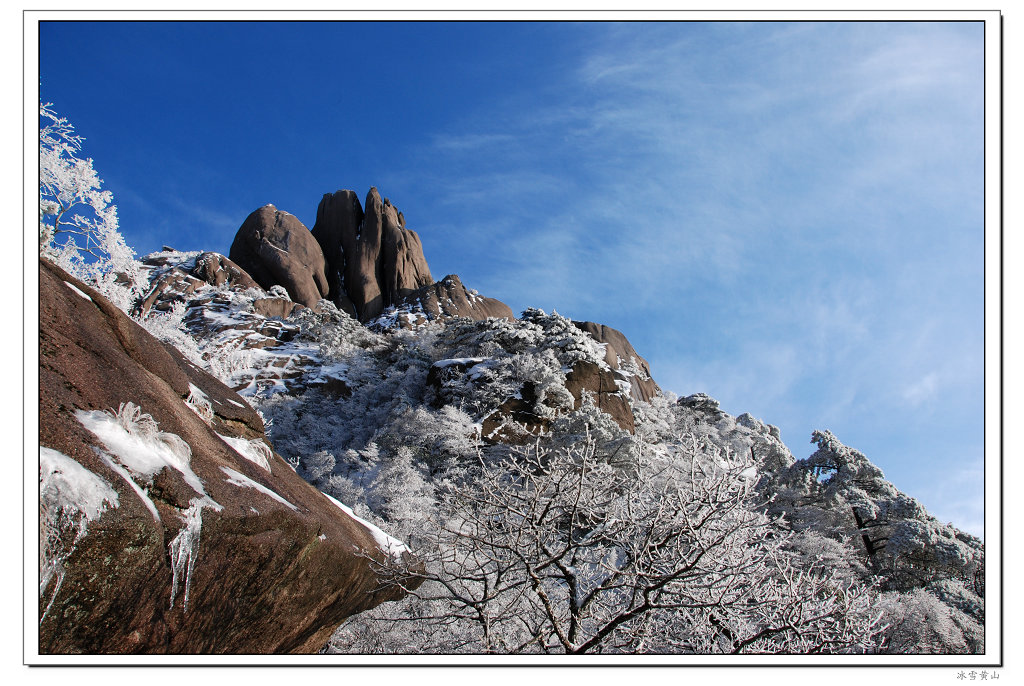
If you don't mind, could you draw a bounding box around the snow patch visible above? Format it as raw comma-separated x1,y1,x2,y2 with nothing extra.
221,466,297,511
96,450,160,521
432,357,489,369
63,281,92,302
322,492,409,559
216,432,273,471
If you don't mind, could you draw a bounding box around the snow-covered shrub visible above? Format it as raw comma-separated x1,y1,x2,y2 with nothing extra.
366,446,437,542
927,578,984,624
139,302,205,366
293,300,385,361
301,450,336,483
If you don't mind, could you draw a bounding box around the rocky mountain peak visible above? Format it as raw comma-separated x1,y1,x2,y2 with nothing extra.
228,186,516,325
311,188,433,321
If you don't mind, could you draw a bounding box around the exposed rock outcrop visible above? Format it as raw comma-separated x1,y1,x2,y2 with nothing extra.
481,383,552,444
572,320,660,403
312,188,433,321
192,252,260,291
386,274,514,326
251,297,304,320
678,392,725,420
564,360,636,434
229,205,329,309
475,359,636,441
38,258,418,654
138,250,261,317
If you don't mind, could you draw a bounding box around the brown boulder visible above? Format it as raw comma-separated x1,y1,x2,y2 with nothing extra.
38,258,419,654
229,205,329,309
192,252,260,290
310,189,362,317
251,297,304,320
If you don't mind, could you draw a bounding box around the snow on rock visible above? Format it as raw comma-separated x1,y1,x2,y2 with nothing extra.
185,383,215,424
75,403,207,496
168,496,223,612
63,281,92,302
432,357,489,369
216,432,273,471
95,450,161,521
39,447,119,612
39,447,119,526
221,466,298,511
322,492,409,559
40,258,424,653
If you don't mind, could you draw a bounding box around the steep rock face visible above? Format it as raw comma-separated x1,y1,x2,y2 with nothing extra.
38,259,418,654
312,188,433,321
229,205,329,309
572,321,660,403
310,189,362,317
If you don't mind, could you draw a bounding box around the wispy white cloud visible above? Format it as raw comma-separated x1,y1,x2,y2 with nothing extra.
403,23,984,532
902,372,941,407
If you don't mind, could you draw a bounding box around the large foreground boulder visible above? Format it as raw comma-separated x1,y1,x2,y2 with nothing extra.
229,205,329,308
38,258,419,654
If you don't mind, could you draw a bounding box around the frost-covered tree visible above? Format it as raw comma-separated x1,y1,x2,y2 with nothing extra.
756,429,985,653
39,103,144,313
873,587,983,654
331,432,880,654
773,430,983,592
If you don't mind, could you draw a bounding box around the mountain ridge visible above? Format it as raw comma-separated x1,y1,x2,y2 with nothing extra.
37,185,985,655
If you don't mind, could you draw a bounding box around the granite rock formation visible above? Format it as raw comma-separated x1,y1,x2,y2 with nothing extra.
312,188,433,321
229,205,329,309
394,274,515,324
138,250,260,316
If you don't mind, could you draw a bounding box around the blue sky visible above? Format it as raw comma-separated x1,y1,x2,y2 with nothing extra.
38,20,986,536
